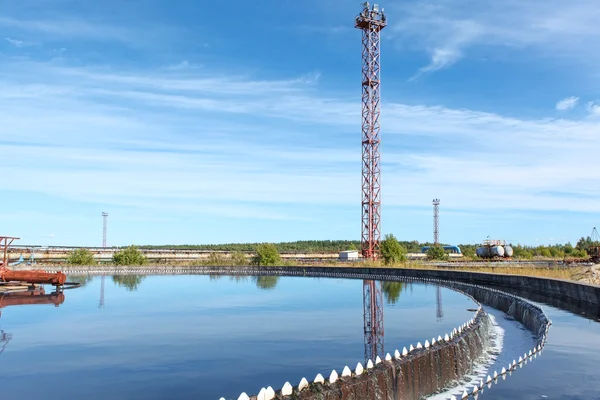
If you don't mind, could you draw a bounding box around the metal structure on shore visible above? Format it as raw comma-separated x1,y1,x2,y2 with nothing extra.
356,2,386,363
0,236,67,286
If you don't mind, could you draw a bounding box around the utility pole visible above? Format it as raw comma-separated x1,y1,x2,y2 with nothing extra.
100,212,108,309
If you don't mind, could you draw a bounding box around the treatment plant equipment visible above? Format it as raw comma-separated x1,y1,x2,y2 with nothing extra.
476,239,514,259
356,1,386,364
0,236,67,286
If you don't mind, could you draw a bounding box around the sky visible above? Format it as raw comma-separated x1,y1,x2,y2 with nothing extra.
1,0,599,247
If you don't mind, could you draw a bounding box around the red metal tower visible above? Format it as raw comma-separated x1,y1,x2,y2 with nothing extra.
356,2,386,363
356,2,386,260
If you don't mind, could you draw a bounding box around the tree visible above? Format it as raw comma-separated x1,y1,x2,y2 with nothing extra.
67,248,96,265
252,243,281,266
254,276,279,290
427,245,448,261
379,234,407,265
382,281,406,304
67,274,94,287
112,275,146,291
113,245,147,266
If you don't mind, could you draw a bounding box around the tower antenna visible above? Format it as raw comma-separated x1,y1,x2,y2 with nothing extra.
356,2,386,364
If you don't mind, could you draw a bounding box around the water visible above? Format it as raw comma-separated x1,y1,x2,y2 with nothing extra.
469,303,600,400
0,275,477,400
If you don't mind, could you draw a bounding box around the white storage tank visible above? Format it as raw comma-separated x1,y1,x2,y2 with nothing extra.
504,245,514,258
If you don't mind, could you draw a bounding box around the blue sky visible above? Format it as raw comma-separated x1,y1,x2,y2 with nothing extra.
1,0,599,247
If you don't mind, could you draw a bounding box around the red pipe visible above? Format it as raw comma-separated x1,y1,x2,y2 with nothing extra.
0,269,67,286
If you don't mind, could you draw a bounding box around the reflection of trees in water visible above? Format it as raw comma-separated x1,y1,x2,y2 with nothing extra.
229,276,249,283
254,276,279,290
67,275,94,287
382,281,408,304
112,275,146,292
209,274,223,281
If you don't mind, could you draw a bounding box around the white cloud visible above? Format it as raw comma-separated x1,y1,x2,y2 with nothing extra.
391,0,600,77
586,101,600,116
5,37,31,47
2,59,600,223
556,96,579,111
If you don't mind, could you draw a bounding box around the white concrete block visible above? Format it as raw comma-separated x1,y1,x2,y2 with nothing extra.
375,356,382,364
314,374,325,384
425,340,430,348
493,371,498,379
256,388,266,400
501,367,506,375
402,347,408,356
298,378,309,392
342,366,352,377
416,342,423,349
438,335,443,342
265,387,275,400
409,344,415,352
486,375,492,383
394,349,401,359
385,353,392,361
329,370,338,384
462,390,469,399
281,382,293,396
237,393,250,400
355,362,364,376
431,338,436,345
367,359,374,369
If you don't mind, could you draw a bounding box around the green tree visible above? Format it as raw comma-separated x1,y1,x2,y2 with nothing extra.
427,245,448,261
206,252,226,266
382,281,406,304
379,234,407,265
112,245,147,266
348,243,358,251
67,248,96,265
254,276,279,290
252,243,281,266
112,275,146,291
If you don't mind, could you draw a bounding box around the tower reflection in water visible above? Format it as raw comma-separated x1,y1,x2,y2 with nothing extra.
0,287,66,356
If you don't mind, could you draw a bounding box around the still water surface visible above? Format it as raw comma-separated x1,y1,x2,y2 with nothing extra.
0,275,476,400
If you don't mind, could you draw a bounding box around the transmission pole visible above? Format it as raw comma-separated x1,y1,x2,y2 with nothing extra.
356,2,386,364
433,199,440,245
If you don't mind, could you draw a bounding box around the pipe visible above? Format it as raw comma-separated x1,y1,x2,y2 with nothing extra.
0,269,67,286
0,292,65,308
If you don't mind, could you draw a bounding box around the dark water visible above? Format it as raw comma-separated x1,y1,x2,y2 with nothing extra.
473,303,600,400
0,275,477,400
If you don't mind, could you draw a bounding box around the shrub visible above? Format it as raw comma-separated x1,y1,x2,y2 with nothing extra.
380,234,407,265
113,245,147,266
252,243,281,266
231,251,248,266
67,248,96,265
426,245,448,261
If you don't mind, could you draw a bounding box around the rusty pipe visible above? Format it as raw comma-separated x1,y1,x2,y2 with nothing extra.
0,270,67,286
0,292,65,308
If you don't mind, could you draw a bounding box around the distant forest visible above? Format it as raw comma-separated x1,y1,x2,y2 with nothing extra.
140,237,596,258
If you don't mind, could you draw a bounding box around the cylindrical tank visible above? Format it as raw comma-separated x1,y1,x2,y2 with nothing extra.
476,247,488,258
490,245,505,257
504,245,514,258
476,246,505,258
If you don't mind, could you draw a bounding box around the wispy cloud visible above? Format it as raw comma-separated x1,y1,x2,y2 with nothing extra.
5,37,33,47
556,96,579,111
392,0,600,77
3,58,600,221
586,101,600,116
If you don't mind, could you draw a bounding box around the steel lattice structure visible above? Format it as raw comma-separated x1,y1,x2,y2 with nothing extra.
356,2,386,260
356,2,386,364
433,199,440,245
363,279,384,362
102,212,108,248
